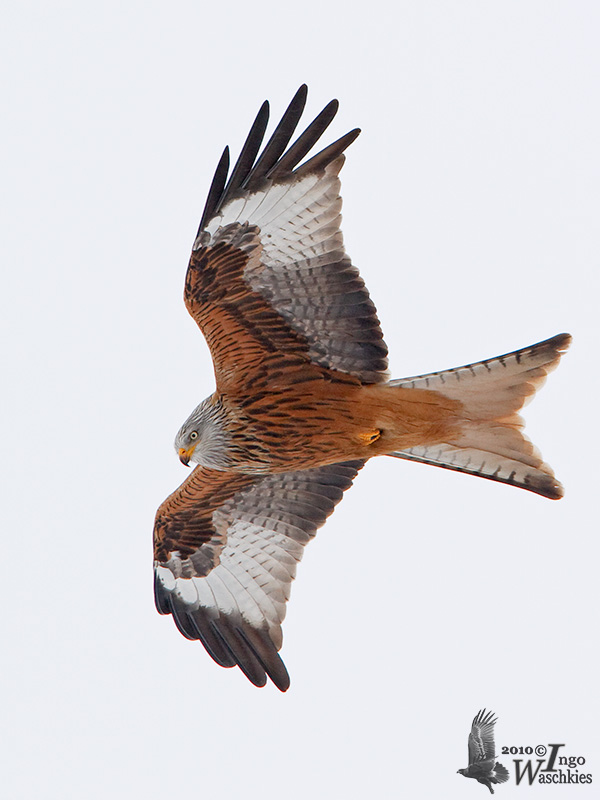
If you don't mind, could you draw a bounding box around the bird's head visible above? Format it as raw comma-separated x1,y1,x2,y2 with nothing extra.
174,395,228,468
457,769,467,777
175,423,200,466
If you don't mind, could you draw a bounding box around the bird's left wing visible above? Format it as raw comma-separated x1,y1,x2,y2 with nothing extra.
468,709,499,764
154,460,365,690
185,85,389,392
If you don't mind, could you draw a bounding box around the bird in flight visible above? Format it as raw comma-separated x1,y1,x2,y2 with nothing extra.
154,85,570,691
458,709,510,793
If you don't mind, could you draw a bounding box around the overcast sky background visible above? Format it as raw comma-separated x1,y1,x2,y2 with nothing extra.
2,2,599,798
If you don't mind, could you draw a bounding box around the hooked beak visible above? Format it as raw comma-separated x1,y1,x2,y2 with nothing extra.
178,446,195,466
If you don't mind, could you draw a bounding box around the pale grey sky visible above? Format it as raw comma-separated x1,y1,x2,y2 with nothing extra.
2,1,598,798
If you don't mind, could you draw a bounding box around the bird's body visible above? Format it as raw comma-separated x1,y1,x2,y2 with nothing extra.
178,377,462,475
178,219,464,475
154,86,570,690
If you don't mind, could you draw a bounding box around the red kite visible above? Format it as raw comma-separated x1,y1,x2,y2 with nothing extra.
154,86,570,690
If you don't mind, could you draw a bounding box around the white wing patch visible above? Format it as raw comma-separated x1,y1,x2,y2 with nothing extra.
203,177,320,242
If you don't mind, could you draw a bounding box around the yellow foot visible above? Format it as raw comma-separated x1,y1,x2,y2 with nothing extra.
357,429,381,445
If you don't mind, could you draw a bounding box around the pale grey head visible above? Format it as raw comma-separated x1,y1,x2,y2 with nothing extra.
174,395,230,469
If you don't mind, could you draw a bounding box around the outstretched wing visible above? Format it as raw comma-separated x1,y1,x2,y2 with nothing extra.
154,460,365,690
468,709,499,765
186,85,389,391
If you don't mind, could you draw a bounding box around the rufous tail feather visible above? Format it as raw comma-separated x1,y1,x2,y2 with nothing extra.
388,333,571,498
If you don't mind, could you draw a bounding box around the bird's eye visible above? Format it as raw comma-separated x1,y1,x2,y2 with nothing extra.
189,431,198,441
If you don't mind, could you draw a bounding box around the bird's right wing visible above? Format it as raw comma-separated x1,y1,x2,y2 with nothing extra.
184,85,389,393
468,709,499,764
154,460,365,690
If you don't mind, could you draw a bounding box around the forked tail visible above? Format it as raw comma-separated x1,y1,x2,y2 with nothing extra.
388,333,571,498
492,762,510,784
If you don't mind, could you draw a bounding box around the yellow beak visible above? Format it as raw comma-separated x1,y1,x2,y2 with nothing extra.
178,445,196,466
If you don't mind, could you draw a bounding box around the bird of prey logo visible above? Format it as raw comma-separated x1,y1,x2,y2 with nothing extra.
458,710,510,793
153,85,571,691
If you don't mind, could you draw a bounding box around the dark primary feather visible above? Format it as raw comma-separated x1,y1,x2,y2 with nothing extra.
293,129,361,177
195,84,360,238
198,146,230,234
268,98,340,178
222,100,269,200
244,84,308,185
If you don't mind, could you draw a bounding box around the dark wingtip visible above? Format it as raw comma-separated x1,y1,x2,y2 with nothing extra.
154,570,170,615
197,145,230,235
293,127,361,178
196,85,359,234
220,101,270,202
238,626,291,691
550,332,572,351
242,85,309,186
268,97,342,179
